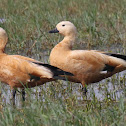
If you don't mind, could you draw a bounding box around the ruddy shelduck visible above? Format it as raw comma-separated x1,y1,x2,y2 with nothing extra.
0,27,73,101
49,21,126,94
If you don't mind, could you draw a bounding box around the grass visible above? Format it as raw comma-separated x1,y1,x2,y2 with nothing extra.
0,80,126,126
0,0,126,54
0,0,126,125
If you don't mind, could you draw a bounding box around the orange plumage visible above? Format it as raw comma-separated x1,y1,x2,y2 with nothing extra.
0,27,73,101
49,21,126,93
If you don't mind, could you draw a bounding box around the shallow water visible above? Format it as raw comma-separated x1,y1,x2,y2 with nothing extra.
0,48,126,106
1,70,125,107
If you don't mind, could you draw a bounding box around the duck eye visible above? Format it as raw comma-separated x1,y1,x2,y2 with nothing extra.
62,24,65,27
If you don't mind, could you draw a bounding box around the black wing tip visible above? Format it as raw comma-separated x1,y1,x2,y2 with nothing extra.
104,53,126,61
62,71,74,76
29,74,40,81
32,62,73,76
102,64,115,72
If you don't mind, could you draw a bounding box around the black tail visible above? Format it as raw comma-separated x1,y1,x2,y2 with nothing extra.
104,53,126,61
32,62,73,80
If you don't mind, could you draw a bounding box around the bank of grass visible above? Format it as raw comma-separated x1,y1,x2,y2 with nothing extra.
0,0,126,125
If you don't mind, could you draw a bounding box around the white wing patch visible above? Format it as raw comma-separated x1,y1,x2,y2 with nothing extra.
100,71,107,74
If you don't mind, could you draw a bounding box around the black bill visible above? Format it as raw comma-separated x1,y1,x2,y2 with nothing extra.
49,28,59,33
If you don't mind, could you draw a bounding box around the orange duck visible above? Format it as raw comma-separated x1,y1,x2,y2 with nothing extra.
0,27,73,101
49,21,126,94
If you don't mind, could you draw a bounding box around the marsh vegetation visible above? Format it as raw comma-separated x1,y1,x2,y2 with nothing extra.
0,0,126,125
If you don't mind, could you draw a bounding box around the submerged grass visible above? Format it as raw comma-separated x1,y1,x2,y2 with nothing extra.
0,0,126,125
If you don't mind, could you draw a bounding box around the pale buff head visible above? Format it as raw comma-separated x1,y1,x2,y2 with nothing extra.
0,27,8,52
0,27,7,38
49,21,77,37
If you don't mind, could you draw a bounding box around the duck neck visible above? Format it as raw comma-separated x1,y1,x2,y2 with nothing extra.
0,38,7,53
57,35,76,50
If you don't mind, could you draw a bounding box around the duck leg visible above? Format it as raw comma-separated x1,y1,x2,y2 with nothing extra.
82,87,87,95
22,89,25,101
12,89,16,99
81,81,87,95
12,89,16,105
